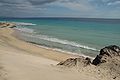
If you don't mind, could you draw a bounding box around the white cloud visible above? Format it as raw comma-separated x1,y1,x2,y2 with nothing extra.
0,0,120,18
50,0,95,12
107,1,120,6
102,0,110,2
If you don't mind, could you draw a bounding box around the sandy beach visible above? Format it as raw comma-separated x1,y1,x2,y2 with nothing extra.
0,28,97,80
0,27,120,80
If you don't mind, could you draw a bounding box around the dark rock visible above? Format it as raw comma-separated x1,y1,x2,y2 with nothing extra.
57,45,120,68
0,22,16,28
92,45,120,65
9,26,16,28
113,77,116,79
100,45,120,57
57,57,91,67
92,55,102,65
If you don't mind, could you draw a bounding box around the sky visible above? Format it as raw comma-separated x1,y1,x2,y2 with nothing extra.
0,0,120,18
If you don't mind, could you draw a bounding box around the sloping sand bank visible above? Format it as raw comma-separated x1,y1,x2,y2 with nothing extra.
0,28,99,80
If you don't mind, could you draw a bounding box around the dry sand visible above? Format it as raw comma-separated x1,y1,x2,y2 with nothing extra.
0,28,112,80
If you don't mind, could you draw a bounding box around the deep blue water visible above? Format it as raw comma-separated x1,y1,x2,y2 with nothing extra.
0,18,120,57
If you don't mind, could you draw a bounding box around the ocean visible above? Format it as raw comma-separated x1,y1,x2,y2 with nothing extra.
0,18,120,57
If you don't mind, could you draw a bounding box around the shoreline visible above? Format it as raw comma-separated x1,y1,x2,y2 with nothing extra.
0,27,99,80
1,28,77,61
26,41,94,59
13,28,95,59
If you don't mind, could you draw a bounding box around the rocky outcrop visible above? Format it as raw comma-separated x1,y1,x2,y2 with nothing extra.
57,45,120,67
57,45,120,80
93,45,120,80
57,57,91,67
0,22,16,28
92,45,120,65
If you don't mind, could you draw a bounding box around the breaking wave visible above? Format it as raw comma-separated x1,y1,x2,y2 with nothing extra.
16,28,99,52
13,22,36,26
35,35,98,51
15,27,35,33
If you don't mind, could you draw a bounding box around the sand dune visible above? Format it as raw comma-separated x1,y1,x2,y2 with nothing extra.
0,43,99,80
0,28,98,80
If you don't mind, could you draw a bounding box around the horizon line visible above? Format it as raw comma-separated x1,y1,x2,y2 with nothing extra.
0,16,120,20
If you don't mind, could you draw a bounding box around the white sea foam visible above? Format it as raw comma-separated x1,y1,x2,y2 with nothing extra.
21,32,99,51
37,45,94,59
0,21,36,26
15,27,35,33
36,35,98,51
13,22,36,26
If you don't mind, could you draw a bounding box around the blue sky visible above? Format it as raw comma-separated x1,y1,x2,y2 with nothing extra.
0,0,120,18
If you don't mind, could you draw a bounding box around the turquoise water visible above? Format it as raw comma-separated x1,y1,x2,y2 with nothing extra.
0,18,120,57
